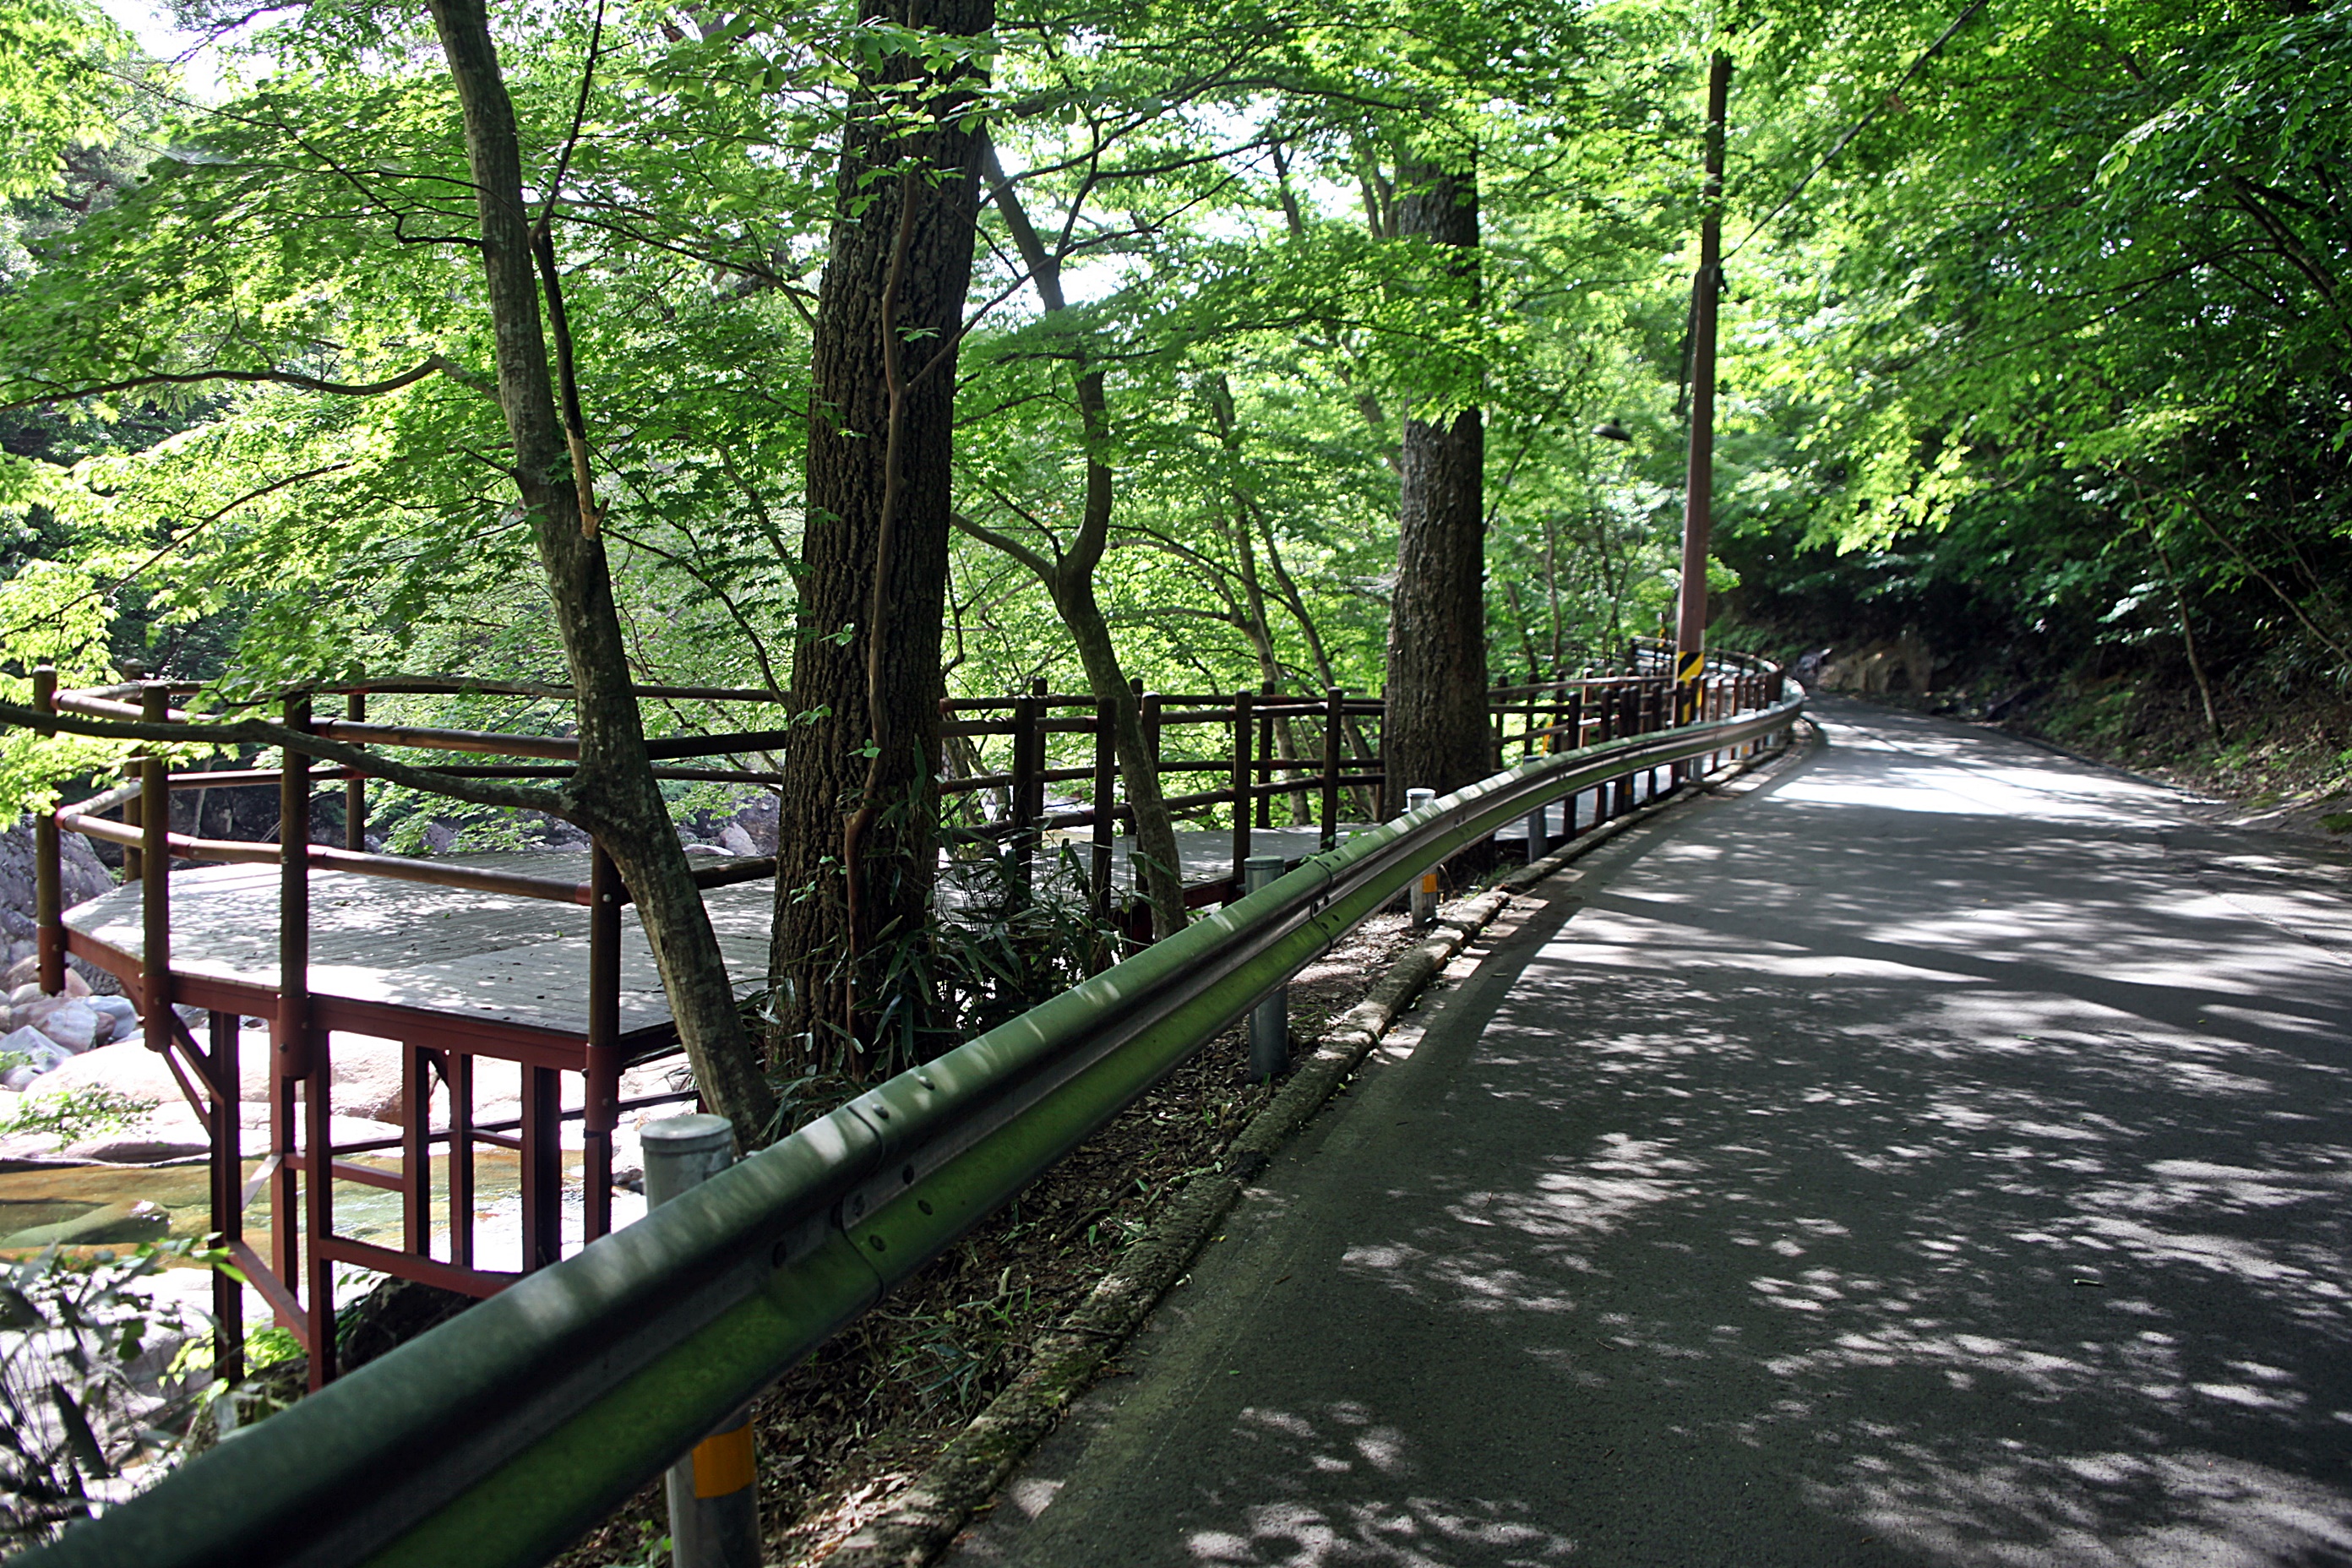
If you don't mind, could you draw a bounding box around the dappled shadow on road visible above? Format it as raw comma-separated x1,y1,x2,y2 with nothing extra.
1175,1402,1578,1565
947,704,2352,1567
1290,705,2352,1564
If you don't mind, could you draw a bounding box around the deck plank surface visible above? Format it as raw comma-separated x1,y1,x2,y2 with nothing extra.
65,852,774,1037
62,825,1405,1039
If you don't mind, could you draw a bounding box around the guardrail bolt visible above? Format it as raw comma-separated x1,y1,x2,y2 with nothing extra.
645,1113,760,1568
1405,787,1438,925
1243,855,1289,1077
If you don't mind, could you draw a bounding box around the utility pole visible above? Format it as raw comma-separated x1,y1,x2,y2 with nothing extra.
1675,51,1733,705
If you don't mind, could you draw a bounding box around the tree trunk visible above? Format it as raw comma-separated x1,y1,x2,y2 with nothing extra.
1382,155,1488,817
426,0,776,1142
768,0,992,1074
1055,575,1188,937
969,141,1188,938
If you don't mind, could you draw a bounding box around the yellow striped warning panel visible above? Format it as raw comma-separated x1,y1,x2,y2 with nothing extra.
692,1424,757,1498
1675,650,1705,683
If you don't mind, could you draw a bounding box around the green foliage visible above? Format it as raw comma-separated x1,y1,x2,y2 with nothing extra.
0,1239,215,1546
0,1087,157,1147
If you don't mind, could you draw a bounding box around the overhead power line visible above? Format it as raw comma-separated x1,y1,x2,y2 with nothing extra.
1723,0,1993,261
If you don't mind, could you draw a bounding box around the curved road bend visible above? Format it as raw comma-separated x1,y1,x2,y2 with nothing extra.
941,697,2352,1568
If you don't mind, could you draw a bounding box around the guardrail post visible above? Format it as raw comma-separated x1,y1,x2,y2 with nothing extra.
646,1113,760,1568
1405,787,1436,924
1244,855,1288,1077
31,665,63,994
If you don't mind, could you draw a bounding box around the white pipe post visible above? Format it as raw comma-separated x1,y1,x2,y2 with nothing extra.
645,1114,760,1568
1405,787,1438,925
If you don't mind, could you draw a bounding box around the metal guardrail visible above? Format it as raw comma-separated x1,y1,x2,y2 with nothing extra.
27,692,1801,1568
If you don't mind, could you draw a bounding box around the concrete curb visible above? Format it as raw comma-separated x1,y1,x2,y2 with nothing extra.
821,727,1816,1568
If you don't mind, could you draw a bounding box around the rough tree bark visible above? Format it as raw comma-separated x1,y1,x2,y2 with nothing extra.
1380,154,1489,818
425,0,776,1140
768,0,992,1071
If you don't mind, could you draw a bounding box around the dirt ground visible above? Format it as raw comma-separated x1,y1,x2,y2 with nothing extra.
554,912,1423,1568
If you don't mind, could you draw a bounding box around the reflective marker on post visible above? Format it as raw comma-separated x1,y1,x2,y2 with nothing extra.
1243,855,1288,1078
1405,788,1437,925
644,1113,760,1568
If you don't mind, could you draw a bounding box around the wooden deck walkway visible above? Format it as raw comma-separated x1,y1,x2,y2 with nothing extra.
61,827,1407,1040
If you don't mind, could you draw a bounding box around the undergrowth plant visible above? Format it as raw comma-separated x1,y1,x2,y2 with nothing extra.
0,1240,212,1547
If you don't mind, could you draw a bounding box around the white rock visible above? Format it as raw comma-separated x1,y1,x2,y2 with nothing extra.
717,823,759,858
1,1065,40,1091
87,995,138,1032
6,983,39,1007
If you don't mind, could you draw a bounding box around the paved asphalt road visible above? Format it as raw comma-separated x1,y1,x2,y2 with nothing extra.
942,699,2352,1568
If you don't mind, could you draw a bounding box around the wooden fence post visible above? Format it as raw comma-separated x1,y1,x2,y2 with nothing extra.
32,666,63,995
1010,683,1040,895
208,1009,243,1384
345,689,368,850
1320,688,1344,849
278,691,335,1388
1230,689,1254,896
1091,694,1115,927
139,683,171,1059
1255,684,1276,831
584,847,622,1241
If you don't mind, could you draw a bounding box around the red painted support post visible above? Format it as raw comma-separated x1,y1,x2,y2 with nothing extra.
403,1040,430,1259
345,690,368,850
449,1053,475,1271
520,1063,562,1272
583,847,622,1241
209,1009,243,1383
278,691,335,1387
1230,689,1254,897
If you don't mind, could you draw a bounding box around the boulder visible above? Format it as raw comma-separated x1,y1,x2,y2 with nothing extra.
32,999,109,1054
66,1112,210,1163
732,794,780,855
326,1036,408,1124
87,995,138,1034
717,823,759,858
6,982,38,1007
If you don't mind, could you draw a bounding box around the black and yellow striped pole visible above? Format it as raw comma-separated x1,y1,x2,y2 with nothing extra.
1676,52,1732,737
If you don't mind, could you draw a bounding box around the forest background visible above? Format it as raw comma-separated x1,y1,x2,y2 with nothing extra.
2,0,2349,1135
